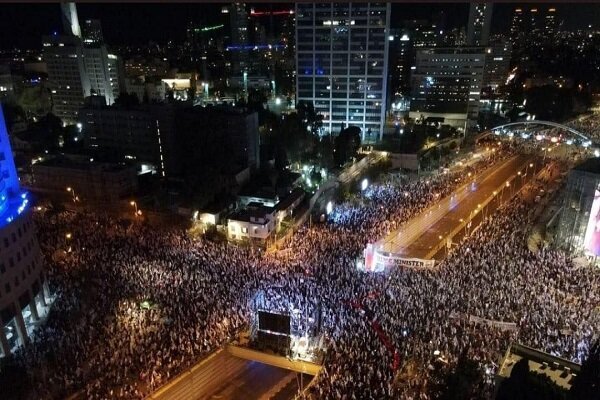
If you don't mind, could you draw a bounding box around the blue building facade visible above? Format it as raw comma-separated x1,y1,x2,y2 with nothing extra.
0,106,50,357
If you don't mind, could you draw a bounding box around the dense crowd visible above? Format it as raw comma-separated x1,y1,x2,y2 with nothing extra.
310,163,599,399
567,113,600,140
5,145,599,400
329,143,510,242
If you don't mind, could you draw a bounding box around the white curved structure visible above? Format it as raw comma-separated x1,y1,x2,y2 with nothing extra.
479,120,595,148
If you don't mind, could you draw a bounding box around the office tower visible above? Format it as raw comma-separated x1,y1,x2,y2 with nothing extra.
544,7,557,37
296,3,391,142
61,2,81,37
510,7,557,46
483,38,512,91
230,2,249,74
43,3,123,124
43,34,90,123
82,19,104,45
409,47,486,128
403,19,441,49
388,29,412,98
467,3,493,46
510,7,524,45
0,105,48,357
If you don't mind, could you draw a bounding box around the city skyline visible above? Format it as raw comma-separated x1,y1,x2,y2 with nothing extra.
1,3,598,50
0,2,599,400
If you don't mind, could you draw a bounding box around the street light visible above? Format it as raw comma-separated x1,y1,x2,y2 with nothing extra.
66,187,78,203
130,201,140,217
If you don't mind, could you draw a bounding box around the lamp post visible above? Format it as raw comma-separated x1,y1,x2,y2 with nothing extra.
130,201,142,218
66,187,79,203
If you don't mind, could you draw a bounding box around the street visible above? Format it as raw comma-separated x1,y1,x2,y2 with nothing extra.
377,154,537,260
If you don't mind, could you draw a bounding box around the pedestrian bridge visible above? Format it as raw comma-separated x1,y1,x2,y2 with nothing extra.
477,120,595,148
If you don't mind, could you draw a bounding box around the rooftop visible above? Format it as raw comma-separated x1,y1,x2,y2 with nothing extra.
497,343,581,390
229,205,274,223
274,188,306,211
34,157,133,173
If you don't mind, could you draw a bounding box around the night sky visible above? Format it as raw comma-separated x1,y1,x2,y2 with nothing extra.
0,3,598,50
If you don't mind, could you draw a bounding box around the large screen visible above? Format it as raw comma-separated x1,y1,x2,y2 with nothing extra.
583,187,600,256
258,311,291,335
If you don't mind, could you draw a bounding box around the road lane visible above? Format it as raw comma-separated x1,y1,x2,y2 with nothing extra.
377,154,536,260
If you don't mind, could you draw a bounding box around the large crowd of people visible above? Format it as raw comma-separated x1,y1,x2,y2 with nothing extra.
5,143,599,400
566,113,600,140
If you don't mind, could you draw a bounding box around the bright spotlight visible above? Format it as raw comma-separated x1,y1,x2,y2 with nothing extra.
361,178,368,191
326,201,333,215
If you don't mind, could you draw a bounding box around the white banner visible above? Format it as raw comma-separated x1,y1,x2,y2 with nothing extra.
468,315,518,332
374,251,436,269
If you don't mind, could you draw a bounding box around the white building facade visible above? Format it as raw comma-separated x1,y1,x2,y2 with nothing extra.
296,3,391,142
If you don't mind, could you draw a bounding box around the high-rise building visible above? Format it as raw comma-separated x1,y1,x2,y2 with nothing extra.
467,3,493,46
81,19,104,45
43,34,90,123
43,3,123,124
544,7,557,37
409,47,486,128
0,105,49,357
510,7,558,46
404,19,442,49
230,2,249,74
296,3,390,142
388,29,412,98
61,2,81,38
510,8,525,45
483,38,512,91
81,102,175,177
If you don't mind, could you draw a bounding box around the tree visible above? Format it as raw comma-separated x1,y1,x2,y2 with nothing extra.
115,92,140,108
440,350,485,400
570,340,600,400
296,101,323,135
334,126,361,166
279,112,315,164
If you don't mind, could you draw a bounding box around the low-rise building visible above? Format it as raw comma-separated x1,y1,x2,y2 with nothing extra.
31,157,137,203
274,187,305,223
227,203,275,241
238,187,279,208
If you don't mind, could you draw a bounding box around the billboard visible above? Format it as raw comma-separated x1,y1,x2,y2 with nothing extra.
583,187,600,256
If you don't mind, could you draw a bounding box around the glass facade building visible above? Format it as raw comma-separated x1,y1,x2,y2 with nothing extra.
295,3,390,142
